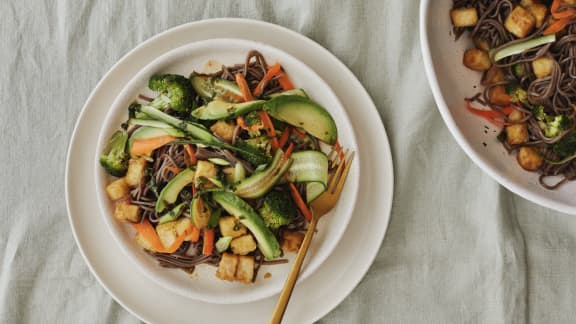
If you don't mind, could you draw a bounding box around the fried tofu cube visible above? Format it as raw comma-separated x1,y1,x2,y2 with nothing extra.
230,234,257,255
195,160,218,188
135,232,157,251
210,120,237,142
450,8,478,27
125,158,147,187
236,255,255,284
105,178,130,201
473,37,490,51
532,57,554,79
216,253,238,282
517,147,543,171
155,221,179,249
526,4,547,28
483,66,505,85
176,217,193,241
219,216,247,238
489,85,511,106
281,230,305,253
509,110,524,122
505,6,536,38
463,48,492,71
114,200,141,223
506,124,529,145
521,0,540,5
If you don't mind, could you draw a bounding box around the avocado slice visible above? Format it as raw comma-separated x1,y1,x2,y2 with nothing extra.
155,168,195,212
263,95,338,145
128,126,184,156
191,99,265,120
268,88,308,98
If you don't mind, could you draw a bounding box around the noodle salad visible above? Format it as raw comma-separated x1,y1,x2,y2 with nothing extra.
99,51,344,284
450,0,576,189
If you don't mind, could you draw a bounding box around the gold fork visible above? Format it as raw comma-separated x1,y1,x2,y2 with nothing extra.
270,149,355,324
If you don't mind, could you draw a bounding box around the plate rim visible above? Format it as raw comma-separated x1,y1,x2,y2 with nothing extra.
66,17,394,323
419,0,576,215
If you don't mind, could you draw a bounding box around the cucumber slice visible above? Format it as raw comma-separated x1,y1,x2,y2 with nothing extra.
285,151,328,202
233,150,293,199
215,236,233,253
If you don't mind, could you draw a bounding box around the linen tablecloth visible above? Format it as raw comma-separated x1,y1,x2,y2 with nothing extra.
2,0,576,323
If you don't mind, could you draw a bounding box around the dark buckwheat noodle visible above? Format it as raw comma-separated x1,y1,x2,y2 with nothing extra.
129,50,310,276
453,0,576,189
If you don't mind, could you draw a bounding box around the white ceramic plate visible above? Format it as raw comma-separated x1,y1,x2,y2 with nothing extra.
94,38,360,304
66,18,393,323
420,0,576,214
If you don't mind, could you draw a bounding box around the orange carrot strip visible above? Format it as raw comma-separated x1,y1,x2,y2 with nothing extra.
237,116,248,130
334,140,345,162
291,128,306,139
133,219,166,252
166,166,182,174
289,182,312,222
278,72,295,91
254,63,283,97
283,142,294,160
466,101,514,126
164,225,193,254
130,135,178,156
278,127,291,149
190,224,201,243
184,144,196,165
551,0,576,19
202,229,215,255
544,17,571,35
259,110,279,151
235,73,254,102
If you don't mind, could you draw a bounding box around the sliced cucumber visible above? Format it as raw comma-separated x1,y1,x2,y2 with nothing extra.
234,150,293,199
156,168,195,212
208,158,231,166
264,95,337,145
191,99,265,120
215,236,233,253
285,150,328,202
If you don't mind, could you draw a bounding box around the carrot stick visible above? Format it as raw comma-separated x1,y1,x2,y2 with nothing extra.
334,140,345,162
551,0,576,19
190,224,201,243
466,102,514,126
184,144,196,165
133,219,166,252
289,182,312,222
283,142,294,160
259,110,279,151
235,73,254,101
278,72,295,91
544,17,571,35
166,166,182,174
278,127,291,149
253,63,283,97
130,135,178,156
202,229,215,255
164,225,193,254
291,128,306,139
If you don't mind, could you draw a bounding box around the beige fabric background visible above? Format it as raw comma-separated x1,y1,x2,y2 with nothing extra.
2,1,576,323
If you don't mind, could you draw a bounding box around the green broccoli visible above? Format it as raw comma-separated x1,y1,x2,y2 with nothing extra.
99,130,129,177
258,190,297,230
234,140,271,166
243,111,263,137
505,83,530,107
147,74,195,112
245,136,271,155
532,105,570,138
553,131,576,158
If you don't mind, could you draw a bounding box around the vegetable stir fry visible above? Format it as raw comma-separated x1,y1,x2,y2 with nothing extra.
451,0,576,189
100,51,343,284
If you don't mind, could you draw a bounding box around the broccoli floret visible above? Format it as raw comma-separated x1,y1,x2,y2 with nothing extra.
245,136,271,155
147,74,195,113
505,83,530,107
553,131,576,158
258,190,296,230
532,105,570,138
243,111,263,137
234,140,271,166
99,130,129,177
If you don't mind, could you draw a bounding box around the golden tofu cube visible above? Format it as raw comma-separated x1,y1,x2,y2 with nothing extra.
532,57,554,79
508,110,524,122
230,234,257,255
113,200,141,223
517,147,543,171
216,253,238,282
489,85,511,106
450,8,478,27
155,221,179,249
210,120,237,142
526,4,547,28
195,160,218,187
505,6,536,38
473,37,490,51
463,48,492,71
135,232,157,252
506,124,529,145
125,158,147,187
219,216,247,238
520,0,540,5
176,217,193,241
281,230,305,253
483,66,505,85
236,255,255,284
105,178,130,201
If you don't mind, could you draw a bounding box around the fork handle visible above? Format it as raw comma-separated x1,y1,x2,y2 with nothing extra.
270,215,319,324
